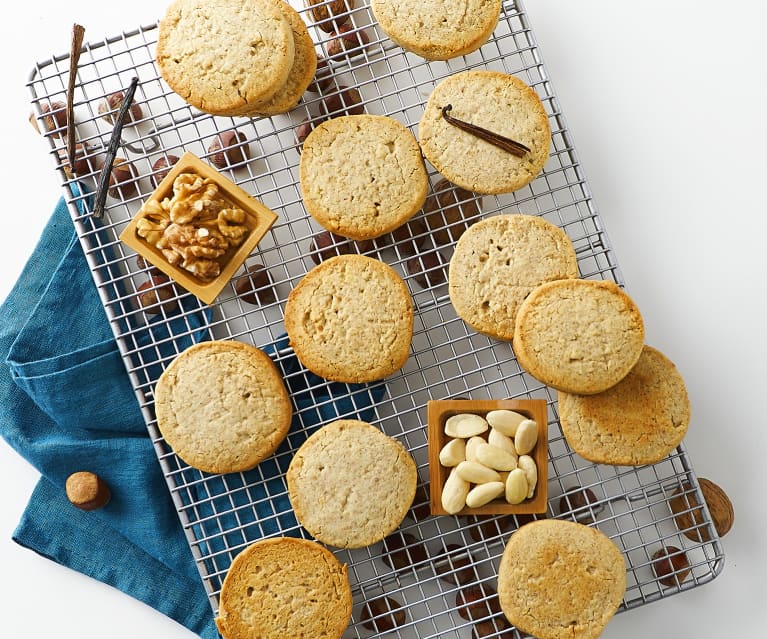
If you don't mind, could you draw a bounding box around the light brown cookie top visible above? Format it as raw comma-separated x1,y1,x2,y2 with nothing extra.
449,214,578,341
215,537,352,639
156,0,295,115
237,0,317,117
512,278,645,395
286,419,418,548
299,114,429,240
418,70,550,195
370,0,501,60
154,340,292,474
498,520,626,639
284,254,414,383
558,345,691,465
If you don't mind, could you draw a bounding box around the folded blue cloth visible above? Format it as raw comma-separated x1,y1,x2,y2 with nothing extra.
0,197,386,636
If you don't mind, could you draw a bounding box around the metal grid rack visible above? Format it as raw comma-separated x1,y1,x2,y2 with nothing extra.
27,1,724,636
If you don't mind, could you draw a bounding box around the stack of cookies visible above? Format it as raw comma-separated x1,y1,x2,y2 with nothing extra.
156,0,317,117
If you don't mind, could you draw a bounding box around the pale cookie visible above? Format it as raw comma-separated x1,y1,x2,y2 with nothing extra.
215,537,352,639
498,520,626,639
236,0,317,117
299,114,429,240
449,214,578,341
284,254,414,383
559,345,691,465
156,0,295,115
512,279,645,395
418,70,550,194
154,340,292,474
286,419,418,548
370,0,501,60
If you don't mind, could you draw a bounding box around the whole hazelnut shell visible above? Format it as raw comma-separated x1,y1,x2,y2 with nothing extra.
651,545,691,587
379,531,428,571
106,157,140,199
360,595,406,633
306,56,334,93
306,0,355,33
434,543,475,586
321,85,364,117
406,250,448,289
65,471,111,511
58,142,97,177
208,130,250,168
558,485,600,523
471,617,515,639
404,482,431,522
98,90,144,124
295,118,326,152
386,216,427,257
324,24,370,59
234,264,276,306
137,276,179,314
150,154,180,188
422,178,483,245
39,101,67,137
669,478,734,541
308,230,373,264
455,583,502,621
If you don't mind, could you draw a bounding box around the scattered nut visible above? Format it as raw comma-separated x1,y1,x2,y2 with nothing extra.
321,85,364,117
208,130,250,168
467,515,517,543
422,178,482,245
306,56,334,93
559,486,599,523
295,117,325,152
39,101,67,137
360,595,406,633
324,23,370,59
380,531,428,570
385,216,427,256
434,543,475,585
137,276,179,314
234,264,276,305
308,230,374,264
651,545,691,587
445,413,488,439
105,157,140,199
405,483,431,522
98,90,144,124
406,250,448,289
57,142,96,176
455,583,502,622
669,478,734,542
471,617,515,639
306,0,356,33
65,471,111,510
150,154,180,188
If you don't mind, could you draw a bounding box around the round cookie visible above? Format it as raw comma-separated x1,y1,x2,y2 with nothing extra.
215,537,352,639
370,0,501,61
237,0,317,117
299,114,429,240
284,254,414,383
286,419,418,548
449,214,578,341
156,0,295,115
418,70,550,195
558,345,691,465
498,520,626,639
154,340,292,474
512,279,645,395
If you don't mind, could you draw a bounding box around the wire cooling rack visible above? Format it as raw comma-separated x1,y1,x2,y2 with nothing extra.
27,1,725,636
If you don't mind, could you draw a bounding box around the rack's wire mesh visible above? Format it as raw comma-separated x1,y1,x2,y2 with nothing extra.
26,1,724,636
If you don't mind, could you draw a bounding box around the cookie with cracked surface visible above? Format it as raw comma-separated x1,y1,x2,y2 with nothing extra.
512,278,645,395
154,340,291,474
558,345,691,465
215,537,352,639
418,70,550,195
449,214,578,341
284,254,414,383
156,0,295,115
497,519,626,639
370,0,501,60
299,114,429,240
286,419,418,548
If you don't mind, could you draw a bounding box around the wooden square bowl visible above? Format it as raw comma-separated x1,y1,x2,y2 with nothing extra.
120,151,277,305
428,398,548,516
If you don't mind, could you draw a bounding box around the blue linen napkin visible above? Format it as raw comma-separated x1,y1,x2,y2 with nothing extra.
0,196,386,636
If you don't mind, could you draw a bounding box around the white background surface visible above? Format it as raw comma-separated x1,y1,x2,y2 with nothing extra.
0,1,764,636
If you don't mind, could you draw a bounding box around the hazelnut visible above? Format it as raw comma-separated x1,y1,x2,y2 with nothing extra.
234,264,276,305
434,543,475,585
360,595,406,633
65,471,111,511
467,515,515,543
471,617,515,639
558,486,600,523
321,85,364,117
669,478,734,542
309,230,373,264
105,157,140,199
386,217,427,257
137,276,179,314
324,24,370,60
98,90,144,125
651,545,691,588
295,117,325,152
306,0,355,33
406,250,448,289
306,56,334,93
455,583,502,621
379,531,428,571
150,154,180,188
39,101,67,137
57,142,97,176
405,482,431,522
422,178,483,245
208,130,250,168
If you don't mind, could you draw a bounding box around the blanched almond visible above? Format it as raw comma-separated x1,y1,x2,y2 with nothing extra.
487,428,518,458
445,413,489,438
465,481,505,508
486,409,527,436
465,436,486,462
517,454,538,499
439,438,466,467
514,419,538,455
475,443,518,471
505,468,528,504
442,467,470,514
456,461,501,484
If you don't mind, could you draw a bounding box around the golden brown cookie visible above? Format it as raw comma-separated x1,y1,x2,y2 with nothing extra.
512,278,645,395
449,214,578,341
419,70,550,194
154,340,292,474
299,114,429,240
156,0,295,115
284,254,414,383
215,537,352,639
498,519,626,639
286,419,418,548
558,345,691,465
370,0,501,60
